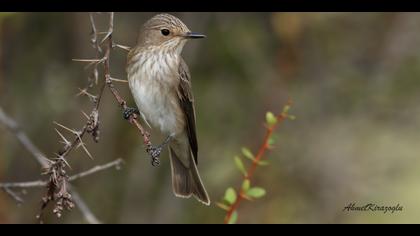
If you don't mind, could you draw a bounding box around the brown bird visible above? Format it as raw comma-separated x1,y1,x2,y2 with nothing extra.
126,13,210,205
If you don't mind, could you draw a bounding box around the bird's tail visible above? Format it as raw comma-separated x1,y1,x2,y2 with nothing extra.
169,146,210,206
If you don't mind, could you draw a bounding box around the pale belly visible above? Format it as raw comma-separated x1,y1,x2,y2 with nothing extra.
129,78,183,135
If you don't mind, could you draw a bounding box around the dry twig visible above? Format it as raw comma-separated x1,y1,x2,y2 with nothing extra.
0,158,124,189
0,107,101,223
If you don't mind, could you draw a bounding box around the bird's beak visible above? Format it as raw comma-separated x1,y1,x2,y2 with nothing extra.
183,32,206,39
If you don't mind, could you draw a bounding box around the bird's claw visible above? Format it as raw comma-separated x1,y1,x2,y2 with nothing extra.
151,157,160,167
123,107,139,120
146,135,173,167
123,107,140,120
149,146,162,158
148,146,162,167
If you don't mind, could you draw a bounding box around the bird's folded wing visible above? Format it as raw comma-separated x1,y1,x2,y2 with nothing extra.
177,58,198,164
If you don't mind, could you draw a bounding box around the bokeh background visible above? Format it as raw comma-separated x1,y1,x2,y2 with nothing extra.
1,12,420,224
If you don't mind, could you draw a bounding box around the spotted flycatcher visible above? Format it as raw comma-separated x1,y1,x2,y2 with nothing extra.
126,14,210,205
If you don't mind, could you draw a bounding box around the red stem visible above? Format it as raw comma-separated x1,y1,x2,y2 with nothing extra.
224,110,288,224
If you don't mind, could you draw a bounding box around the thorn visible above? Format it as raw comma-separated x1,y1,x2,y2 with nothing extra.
96,31,109,35
92,68,99,84
53,121,79,135
44,158,55,164
84,58,105,70
81,111,90,120
53,153,72,169
110,77,128,83
76,88,97,101
75,139,93,160
72,58,105,70
72,59,102,63
54,129,71,147
76,134,93,160
75,88,87,97
113,44,131,51
84,61,96,70
100,32,112,44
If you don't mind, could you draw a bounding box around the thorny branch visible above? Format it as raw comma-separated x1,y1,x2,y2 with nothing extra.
34,12,137,221
0,107,101,224
0,12,159,223
86,12,159,166
35,52,106,221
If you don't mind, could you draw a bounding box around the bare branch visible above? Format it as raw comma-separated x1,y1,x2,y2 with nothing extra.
2,187,24,204
1,11,155,223
68,158,124,182
0,106,101,224
0,180,46,188
0,12,133,223
0,107,50,168
0,158,124,189
68,186,100,224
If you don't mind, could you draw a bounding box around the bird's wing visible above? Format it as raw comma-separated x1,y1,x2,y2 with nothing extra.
177,58,198,164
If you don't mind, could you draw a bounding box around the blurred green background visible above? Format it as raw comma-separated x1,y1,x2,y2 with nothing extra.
1,12,420,224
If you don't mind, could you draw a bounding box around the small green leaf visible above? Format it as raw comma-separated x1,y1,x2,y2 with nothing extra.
241,147,255,161
242,179,250,191
288,115,296,120
247,187,266,199
234,156,247,176
283,105,291,114
266,112,278,126
216,202,230,211
224,187,237,205
227,211,238,224
256,160,269,166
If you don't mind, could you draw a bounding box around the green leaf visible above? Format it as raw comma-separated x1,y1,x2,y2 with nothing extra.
266,112,278,126
288,115,296,120
241,147,255,161
227,211,238,224
242,179,251,191
216,202,230,211
256,160,269,166
247,187,266,199
234,156,247,176
282,105,291,114
224,187,237,205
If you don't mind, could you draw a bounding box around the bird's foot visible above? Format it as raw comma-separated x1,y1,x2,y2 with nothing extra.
146,135,174,167
148,146,163,159
123,107,140,120
147,146,162,167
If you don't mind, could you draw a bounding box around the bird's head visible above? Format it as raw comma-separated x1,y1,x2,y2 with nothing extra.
137,13,205,54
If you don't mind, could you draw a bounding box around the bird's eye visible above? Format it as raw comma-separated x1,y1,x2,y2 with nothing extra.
161,29,170,36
